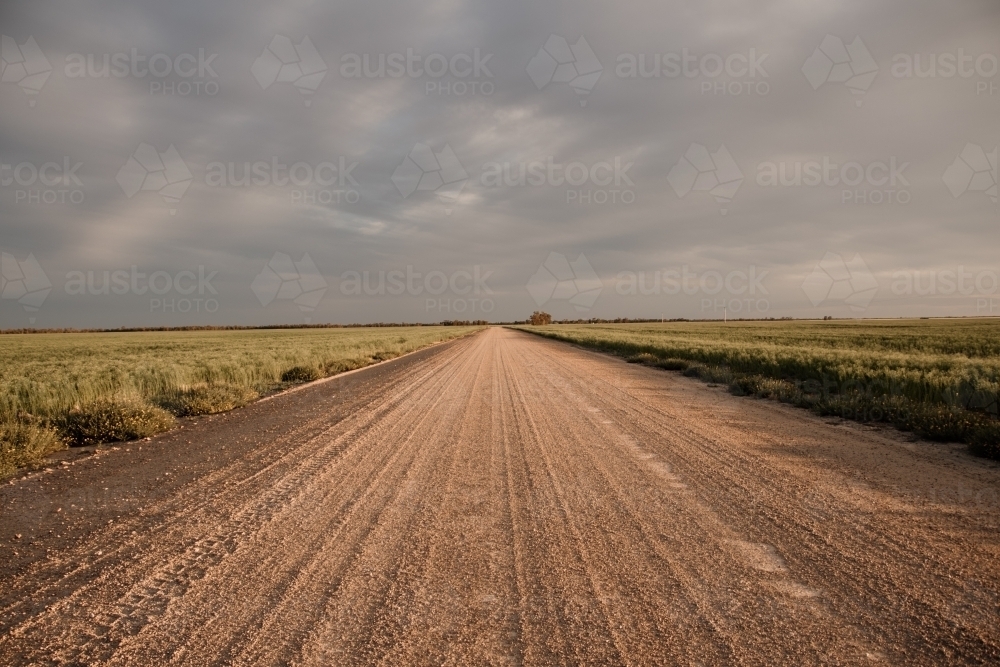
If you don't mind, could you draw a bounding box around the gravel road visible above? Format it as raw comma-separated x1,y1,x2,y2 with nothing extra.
2,327,999,665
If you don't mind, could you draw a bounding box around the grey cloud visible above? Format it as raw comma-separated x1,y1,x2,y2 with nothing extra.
1,0,997,327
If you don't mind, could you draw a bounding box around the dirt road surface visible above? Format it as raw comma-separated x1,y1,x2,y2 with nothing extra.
2,327,999,665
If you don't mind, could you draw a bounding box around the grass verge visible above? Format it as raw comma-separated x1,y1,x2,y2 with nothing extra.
59,398,176,447
0,421,65,479
0,326,481,477
155,383,260,417
517,322,1000,461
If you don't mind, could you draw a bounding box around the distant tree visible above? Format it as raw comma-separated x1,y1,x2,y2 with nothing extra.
528,311,552,325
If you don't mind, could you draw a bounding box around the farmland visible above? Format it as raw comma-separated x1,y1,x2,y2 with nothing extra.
516,319,1000,459
0,326,481,476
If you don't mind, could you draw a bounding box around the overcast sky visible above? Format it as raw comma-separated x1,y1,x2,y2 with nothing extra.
1,0,997,328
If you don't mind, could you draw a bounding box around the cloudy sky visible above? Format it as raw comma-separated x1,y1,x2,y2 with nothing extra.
1,0,997,328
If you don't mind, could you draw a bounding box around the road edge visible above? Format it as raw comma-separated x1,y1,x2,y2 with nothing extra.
258,327,484,403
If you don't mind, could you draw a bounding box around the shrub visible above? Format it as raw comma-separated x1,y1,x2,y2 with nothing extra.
969,424,1000,460
626,353,658,364
729,375,805,405
681,363,734,384
59,398,175,447
654,359,689,371
729,375,763,396
157,384,259,417
281,365,322,383
701,366,735,384
322,359,352,375
0,421,65,478
681,363,705,378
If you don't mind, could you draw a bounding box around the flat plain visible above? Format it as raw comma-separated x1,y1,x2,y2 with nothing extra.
1,327,998,665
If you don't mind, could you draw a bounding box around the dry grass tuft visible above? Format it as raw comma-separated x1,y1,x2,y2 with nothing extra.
59,399,176,447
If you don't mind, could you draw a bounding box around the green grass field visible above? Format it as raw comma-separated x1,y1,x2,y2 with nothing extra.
0,326,481,477
515,319,1000,460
